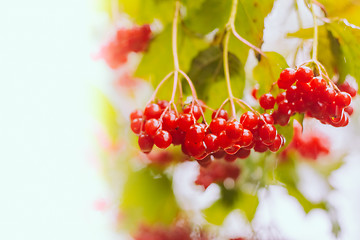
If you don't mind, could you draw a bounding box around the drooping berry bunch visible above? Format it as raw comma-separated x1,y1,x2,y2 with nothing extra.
195,160,240,189
281,121,330,160
130,99,285,164
258,66,356,127
100,24,151,69
130,100,206,155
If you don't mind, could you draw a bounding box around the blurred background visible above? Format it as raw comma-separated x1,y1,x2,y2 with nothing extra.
1,0,360,239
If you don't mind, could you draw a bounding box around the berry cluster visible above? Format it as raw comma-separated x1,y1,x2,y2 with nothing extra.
100,25,151,69
281,121,330,160
195,160,240,189
258,66,355,127
130,101,285,164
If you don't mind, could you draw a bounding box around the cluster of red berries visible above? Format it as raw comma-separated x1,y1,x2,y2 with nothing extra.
281,121,330,160
258,66,355,127
130,100,285,163
100,24,151,69
195,160,240,189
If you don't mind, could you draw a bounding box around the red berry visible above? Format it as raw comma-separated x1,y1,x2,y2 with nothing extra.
218,130,233,149
224,154,237,162
261,113,274,125
184,104,202,120
170,129,185,145
157,100,169,109
178,113,195,131
310,76,327,92
186,124,205,142
344,106,354,116
276,92,287,103
295,66,313,83
286,86,301,102
209,117,227,135
278,101,292,116
278,68,296,89
259,93,275,109
145,118,161,136
154,130,172,149
204,134,220,153
144,103,162,119
272,110,290,126
138,133,154,153
253,140,268,152
251,86,259,99
130,109,143,121
335,92,352,108
212,150,226,159
212,109,228,120
237,129,253,147
184,139,206,157
236,148,251,159
163,111,178,130
319,87,336,104
225,121,244,141
338,81,357,97
259,124,277,145
268,134,283,152
240,111,259,129
131,118,143,134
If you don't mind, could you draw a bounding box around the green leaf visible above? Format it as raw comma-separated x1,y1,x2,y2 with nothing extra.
253,52,289,96
135,26,173,88
235,191,259,221
187,46,245,109
120,168,179,231
203,187,258,225
118,0,174,25
327,20,360,84
317,0,360,26
235,0,275,49
184,0,232,35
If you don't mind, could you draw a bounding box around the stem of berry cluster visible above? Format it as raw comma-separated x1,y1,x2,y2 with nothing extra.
170,0,181,104
310,1,318,61
229,0,266,57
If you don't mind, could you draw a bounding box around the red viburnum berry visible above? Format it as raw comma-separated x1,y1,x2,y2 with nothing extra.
144,103,162,119
212,109,228,120
259,123,277,145
259,93,275,109
278,68,296,89
204,134,220,153
295,66,314,83
154,130,172,149
178,113,195,131
131,118,143,134
240,111,259,129
145,118,161,136
130,109,143,121
335,92,352,108
209,117,227,135
186,124,206,142
225,121,244,141
138,133,154,153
